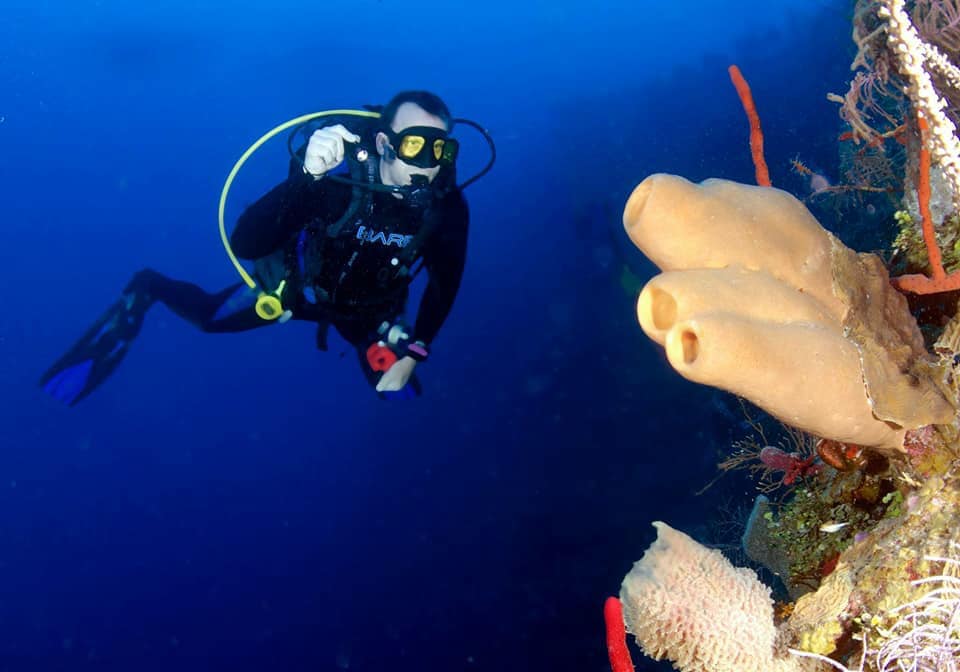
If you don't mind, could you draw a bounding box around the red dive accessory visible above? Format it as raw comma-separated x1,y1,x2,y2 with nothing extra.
368,321,429,364
366,343,398,372
364,321,426,401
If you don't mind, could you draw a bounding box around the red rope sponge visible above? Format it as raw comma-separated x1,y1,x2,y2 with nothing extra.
603,596,635,672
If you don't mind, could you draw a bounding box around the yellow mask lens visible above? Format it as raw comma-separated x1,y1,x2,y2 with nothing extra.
399,135,425,159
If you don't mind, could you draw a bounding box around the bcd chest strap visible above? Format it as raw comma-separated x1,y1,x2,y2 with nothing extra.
297,196,441,308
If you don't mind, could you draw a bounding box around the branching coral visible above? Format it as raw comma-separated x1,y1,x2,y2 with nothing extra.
830,1,960,294
878,0,960,212
834,1,960,154
709,412,822,496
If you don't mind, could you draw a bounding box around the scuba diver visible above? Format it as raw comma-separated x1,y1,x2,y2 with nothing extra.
39,90,494,404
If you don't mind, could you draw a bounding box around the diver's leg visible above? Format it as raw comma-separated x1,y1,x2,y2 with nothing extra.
126,268,269,333
39,269,270,405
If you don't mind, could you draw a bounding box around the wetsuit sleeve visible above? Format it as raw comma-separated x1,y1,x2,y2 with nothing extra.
230,174,321,260
413,193,470,347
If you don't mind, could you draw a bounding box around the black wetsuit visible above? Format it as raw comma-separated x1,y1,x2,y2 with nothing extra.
128,164,469,355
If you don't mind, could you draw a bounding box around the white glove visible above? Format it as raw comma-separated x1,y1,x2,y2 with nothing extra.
375,356,417,392
303,124,361,178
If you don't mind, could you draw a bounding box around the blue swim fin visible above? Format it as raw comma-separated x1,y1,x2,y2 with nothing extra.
39,290,150,406
41,359,95,406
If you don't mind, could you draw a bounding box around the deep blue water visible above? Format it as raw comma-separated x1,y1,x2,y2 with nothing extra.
2,2,863,670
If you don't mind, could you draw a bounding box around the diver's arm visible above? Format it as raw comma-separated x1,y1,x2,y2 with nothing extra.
413,193,470,346
230,176,322,260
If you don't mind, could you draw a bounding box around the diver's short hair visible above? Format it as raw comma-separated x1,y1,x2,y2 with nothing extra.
380,91,452,130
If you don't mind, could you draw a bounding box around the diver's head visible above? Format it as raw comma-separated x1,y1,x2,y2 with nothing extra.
375,91,456,191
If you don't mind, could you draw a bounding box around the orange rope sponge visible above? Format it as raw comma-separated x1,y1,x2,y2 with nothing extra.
728,65,771,187
891,113,960,293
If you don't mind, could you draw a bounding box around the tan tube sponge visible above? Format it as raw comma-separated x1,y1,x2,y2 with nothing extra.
624,174,954,455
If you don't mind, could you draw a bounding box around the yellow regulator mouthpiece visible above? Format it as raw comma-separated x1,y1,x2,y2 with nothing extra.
254,280,287,321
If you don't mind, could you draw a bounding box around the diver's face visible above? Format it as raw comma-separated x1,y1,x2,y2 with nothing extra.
376,102,448,188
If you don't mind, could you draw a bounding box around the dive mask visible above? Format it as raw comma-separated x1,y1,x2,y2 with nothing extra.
384,126,459,168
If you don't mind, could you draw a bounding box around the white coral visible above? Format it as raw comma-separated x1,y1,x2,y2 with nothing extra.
878,0,960,212
620,521,822,672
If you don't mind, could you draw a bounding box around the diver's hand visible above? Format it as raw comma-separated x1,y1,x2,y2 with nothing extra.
303,124,361,178
376,356,417,392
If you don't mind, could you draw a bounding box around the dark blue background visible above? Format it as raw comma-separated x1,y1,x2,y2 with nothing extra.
1,2,867,670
